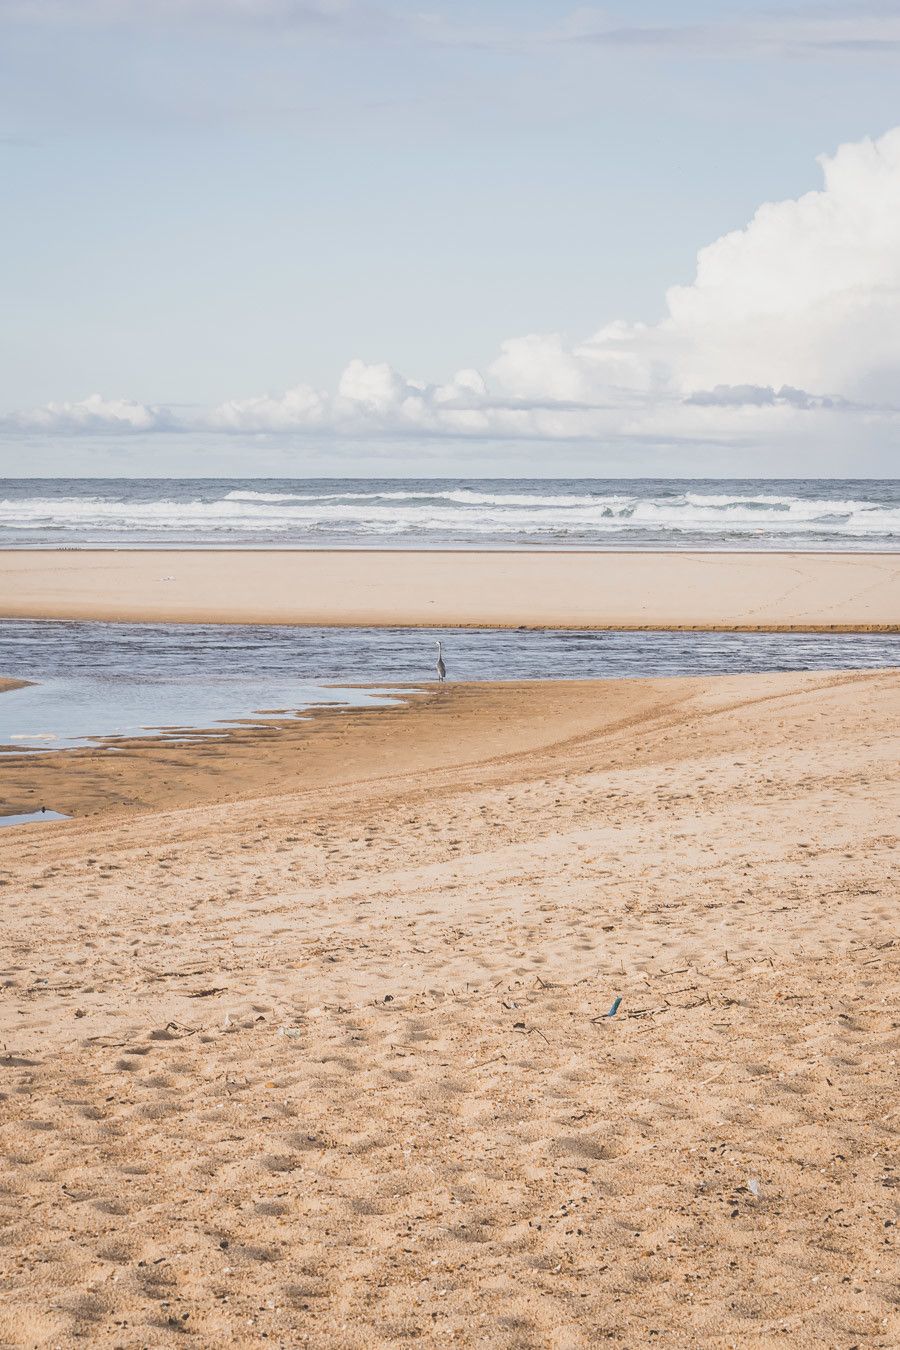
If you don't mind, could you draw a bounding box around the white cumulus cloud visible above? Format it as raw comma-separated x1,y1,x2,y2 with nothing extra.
2,393,172,433
5,126,900,461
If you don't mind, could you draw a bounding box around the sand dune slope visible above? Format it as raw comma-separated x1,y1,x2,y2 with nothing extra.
0,671,898,1348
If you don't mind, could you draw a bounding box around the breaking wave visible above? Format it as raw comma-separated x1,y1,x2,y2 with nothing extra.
1,479,898,548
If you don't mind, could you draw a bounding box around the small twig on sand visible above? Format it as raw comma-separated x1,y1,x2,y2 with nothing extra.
527,1028,551,1045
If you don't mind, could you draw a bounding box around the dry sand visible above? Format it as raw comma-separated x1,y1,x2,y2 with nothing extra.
2,548,899,629
0,669,898,1348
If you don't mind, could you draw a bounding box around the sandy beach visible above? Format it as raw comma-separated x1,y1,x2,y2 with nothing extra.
5,2,900,1345
1,667,898,1347
1,548,899,629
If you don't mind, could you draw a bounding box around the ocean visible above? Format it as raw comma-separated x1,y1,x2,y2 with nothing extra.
1,478,898,550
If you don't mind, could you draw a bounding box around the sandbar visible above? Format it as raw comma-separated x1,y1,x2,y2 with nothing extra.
0,677,28,693
1,547,898,629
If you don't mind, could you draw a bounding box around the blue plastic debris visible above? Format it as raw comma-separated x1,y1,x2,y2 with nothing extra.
606,996,622,1018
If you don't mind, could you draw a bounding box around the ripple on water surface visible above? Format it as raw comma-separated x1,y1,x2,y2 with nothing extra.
0,620,898,753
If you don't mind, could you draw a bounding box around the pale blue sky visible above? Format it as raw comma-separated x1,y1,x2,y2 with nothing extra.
3,1,900,474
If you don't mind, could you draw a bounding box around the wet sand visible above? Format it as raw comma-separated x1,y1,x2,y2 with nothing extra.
2,548,899,629
0,668,898,1347
0,677,29,694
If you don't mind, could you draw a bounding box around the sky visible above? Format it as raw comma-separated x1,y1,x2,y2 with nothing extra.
2,0,900,476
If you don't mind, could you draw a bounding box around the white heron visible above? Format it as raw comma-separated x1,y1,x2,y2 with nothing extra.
435,640,446,683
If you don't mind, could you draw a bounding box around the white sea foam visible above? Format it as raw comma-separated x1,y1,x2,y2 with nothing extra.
0,484,897,545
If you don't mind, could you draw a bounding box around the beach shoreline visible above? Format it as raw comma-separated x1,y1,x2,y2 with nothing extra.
0,672,792,819
1,547,899,630
0,668,895,821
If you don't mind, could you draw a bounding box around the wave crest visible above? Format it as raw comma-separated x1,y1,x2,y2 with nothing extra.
1,483,897,546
